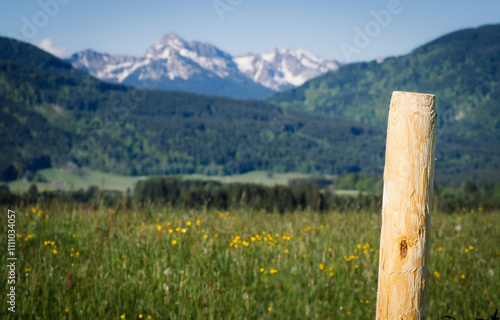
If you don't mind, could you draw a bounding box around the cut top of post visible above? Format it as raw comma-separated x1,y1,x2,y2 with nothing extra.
389,91,436,122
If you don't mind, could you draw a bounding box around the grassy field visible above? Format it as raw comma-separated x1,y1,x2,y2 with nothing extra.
6,168,143,193
184,171,315,186
1,205,498,319
6,169,364,195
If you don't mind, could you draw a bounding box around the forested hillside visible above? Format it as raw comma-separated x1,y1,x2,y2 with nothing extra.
268,25,500,185
269,24,500,140
0,37,386,181
1,33,499,186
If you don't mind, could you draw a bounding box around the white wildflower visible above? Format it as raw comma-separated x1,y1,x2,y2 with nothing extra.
163,267,172,276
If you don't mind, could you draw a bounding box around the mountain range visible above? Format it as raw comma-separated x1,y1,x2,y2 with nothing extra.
1,24,499,186
66,33,340,99
0,36,384,183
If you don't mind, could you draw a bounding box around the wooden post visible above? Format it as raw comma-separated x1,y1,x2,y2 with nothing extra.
376,91,437,319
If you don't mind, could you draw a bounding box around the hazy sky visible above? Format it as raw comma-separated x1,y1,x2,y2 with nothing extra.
1,0,499,62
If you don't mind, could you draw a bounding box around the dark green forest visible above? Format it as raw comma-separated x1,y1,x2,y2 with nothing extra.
1,176,499,214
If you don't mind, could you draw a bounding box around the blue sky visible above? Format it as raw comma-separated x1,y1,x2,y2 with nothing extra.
1,0,499,62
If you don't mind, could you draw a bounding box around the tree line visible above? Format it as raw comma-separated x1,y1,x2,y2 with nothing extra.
1,177,499,214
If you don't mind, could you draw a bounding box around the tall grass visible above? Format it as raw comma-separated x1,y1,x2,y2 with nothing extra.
1,204,498,319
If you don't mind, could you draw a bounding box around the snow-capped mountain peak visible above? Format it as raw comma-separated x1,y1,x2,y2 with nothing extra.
234,48,340,91
146,33,187,59
159,33,184,44
67,34,340,98
68,49,139,83
142,34,236,79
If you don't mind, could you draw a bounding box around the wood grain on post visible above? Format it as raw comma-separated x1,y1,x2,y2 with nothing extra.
376,91,437,320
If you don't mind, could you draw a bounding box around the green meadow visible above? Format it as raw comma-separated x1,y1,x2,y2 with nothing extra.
5,169,363,196
1,205,498,319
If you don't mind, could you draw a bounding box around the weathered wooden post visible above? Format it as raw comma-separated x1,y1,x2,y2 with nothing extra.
376,91,437,319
